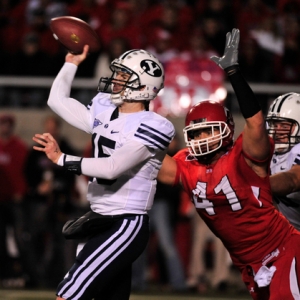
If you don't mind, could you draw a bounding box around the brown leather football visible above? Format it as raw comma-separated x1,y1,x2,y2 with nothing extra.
50,16,101,54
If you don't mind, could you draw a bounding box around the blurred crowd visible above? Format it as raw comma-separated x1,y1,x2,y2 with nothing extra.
0,0,300,109
0,113,89,289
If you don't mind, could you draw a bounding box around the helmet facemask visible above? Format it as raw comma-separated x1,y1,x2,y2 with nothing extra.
97,63,144,106
184,121,231,157
267,92,300,154
266,117,300,154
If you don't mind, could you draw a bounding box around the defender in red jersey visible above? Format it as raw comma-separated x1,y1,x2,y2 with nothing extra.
158,29,300,300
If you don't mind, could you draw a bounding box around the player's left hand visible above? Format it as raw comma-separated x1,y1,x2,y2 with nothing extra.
210,28,240,70
32,133,62,164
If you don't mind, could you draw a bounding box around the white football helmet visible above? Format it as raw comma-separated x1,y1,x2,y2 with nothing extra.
266,92,300,154
97,49,164,106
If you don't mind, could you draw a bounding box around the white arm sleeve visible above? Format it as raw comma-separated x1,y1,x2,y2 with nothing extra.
81,140,154,179
47,62,93,133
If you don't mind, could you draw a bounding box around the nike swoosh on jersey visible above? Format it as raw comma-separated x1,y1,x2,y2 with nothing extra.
111,130,119,134
134,123,172,150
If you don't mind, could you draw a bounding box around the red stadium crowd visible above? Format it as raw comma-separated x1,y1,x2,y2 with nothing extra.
1,0,300,294
0,0,300,84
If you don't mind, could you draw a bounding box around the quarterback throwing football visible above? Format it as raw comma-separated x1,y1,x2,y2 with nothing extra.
33,46,175,300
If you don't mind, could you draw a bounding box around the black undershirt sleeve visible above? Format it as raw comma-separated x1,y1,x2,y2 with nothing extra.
225,65,261,119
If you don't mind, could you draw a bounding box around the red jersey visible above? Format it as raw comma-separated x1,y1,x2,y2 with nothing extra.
174,134,297,268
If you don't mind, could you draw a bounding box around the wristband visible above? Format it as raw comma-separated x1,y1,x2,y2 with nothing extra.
63,154,83,175
224,65,261,119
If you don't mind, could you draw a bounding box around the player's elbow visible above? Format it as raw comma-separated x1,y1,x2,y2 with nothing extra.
102,165,125,180
47,96,56,109
104,172,119,180
289,173,300,193
271,171,300,196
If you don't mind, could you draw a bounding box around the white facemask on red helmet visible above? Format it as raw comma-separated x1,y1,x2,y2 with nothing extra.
184,100,235,156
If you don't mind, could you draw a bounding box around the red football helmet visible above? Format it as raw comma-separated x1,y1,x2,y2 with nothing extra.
183,100,235,156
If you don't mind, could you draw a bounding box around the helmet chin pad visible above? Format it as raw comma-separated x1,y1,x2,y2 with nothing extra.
110,93,124,106
109,86,152,106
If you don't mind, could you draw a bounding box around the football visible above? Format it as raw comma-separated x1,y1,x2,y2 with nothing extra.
50,16,101,54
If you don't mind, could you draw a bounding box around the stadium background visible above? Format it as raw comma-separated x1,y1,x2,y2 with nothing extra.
0,0,300,298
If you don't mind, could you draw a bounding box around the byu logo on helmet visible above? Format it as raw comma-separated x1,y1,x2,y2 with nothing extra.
140,60,162,77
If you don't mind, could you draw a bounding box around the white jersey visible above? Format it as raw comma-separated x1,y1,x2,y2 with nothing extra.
270,143,300,230
48,63,175,215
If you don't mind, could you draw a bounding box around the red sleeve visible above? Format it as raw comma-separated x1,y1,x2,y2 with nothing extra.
173,148,190,187
241,134,274,163
173,160,181,186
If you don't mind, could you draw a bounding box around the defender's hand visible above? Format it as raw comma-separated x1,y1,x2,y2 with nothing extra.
32,133,63,164
210,28,240,69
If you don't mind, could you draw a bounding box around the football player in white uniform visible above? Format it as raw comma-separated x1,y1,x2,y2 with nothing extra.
267,92,300,231
32,45,175,300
